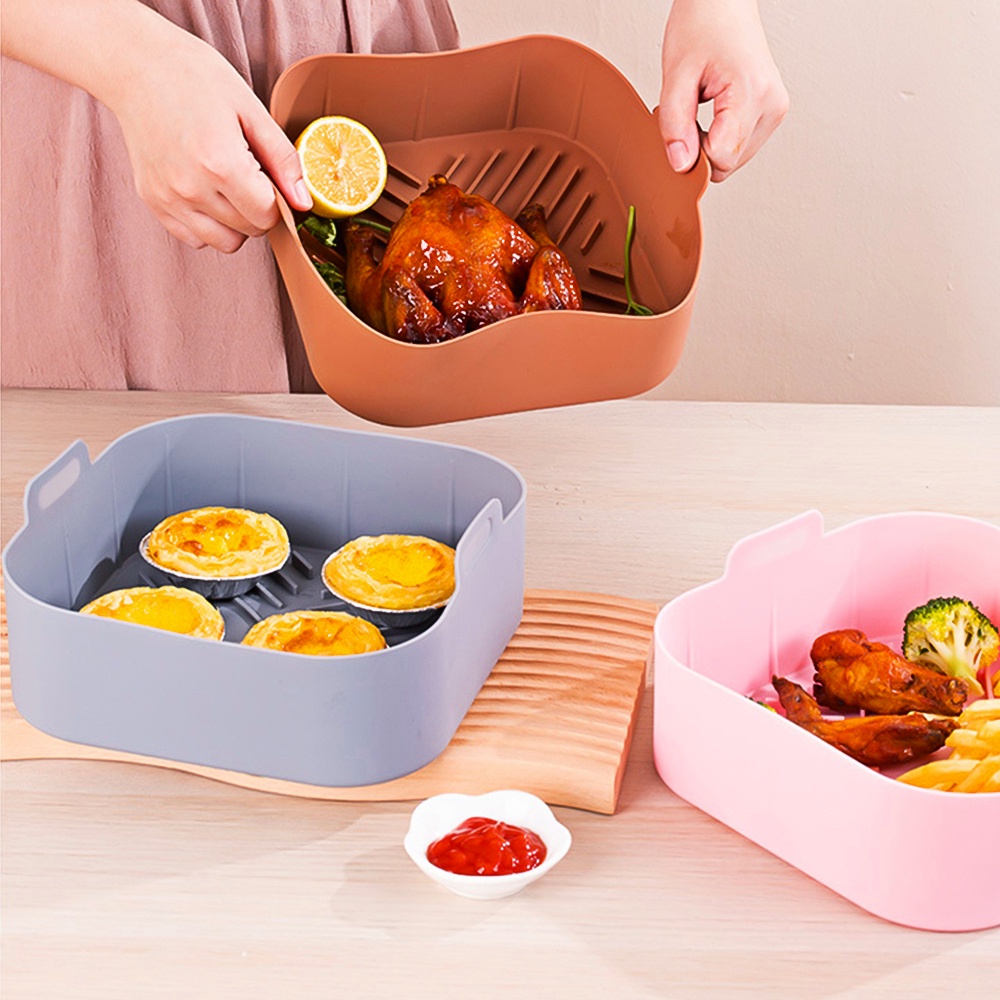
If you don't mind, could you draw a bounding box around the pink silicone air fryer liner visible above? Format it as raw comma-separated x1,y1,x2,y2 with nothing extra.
268,35,709,426
653,510,1000,931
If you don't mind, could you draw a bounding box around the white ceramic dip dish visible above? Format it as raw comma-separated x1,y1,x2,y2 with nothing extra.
404,789,572,900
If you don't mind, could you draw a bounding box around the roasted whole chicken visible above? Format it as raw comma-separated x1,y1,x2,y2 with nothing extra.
811,628,968,716
772,676,958,768
345,175,582,343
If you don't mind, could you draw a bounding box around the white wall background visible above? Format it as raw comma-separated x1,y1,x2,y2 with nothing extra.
448,1,1000,406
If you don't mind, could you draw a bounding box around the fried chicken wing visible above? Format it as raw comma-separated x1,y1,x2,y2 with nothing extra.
811,628,968,716
772,676,958,768
345,175,581,343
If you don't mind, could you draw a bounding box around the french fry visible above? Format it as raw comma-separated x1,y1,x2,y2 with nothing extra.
961,699,1000,720
953,756,1000,794
946,726,1000,757
897,699,1000,792
897,758,978,789
978,723,1000,754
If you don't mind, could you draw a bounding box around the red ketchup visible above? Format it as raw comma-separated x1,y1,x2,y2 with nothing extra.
426,816,547,876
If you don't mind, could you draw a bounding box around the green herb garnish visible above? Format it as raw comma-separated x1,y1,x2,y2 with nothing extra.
353,217,392,236
313,260,347,305
624,205,653,316
299,215,338,248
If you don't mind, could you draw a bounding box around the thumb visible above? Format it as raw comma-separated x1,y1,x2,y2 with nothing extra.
657,71,701,173
243,104,313,212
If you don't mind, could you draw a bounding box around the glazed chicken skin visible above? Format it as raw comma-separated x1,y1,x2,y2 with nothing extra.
515,203,584,314
772,676,958,768
345,175,581,343
811,628,968,716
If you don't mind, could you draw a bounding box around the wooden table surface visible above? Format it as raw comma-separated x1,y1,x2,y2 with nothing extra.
2,389,998,998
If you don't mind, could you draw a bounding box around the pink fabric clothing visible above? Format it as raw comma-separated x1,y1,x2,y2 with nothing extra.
0,1,459,391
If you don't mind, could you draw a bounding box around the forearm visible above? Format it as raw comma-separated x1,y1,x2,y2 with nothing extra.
667,0,763,20
1,0,213,116
665,0,768,43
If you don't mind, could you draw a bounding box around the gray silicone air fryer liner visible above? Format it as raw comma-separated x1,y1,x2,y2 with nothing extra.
2,414,526,787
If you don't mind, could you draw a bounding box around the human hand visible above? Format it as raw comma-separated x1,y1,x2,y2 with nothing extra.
658,0,789,182
2,0,314,251
108,30,313,252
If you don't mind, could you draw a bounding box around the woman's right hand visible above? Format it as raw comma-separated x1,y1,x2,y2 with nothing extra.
2,0,314,252
109,31,314,252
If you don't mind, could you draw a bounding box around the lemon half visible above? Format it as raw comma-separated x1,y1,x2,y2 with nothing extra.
295,115,388,218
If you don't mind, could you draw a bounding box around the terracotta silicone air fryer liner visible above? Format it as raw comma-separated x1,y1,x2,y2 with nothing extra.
268,35,710,426
653,511,1000,932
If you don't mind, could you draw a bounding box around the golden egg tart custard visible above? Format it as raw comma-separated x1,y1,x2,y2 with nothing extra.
143,506,290,580
322,534,456,612
241,610,387,656
80,586,225,640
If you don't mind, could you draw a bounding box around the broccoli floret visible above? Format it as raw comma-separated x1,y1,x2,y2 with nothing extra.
902,597,998,698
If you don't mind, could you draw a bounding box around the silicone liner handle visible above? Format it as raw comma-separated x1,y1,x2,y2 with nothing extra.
723,510,825,577
456,497,502,576
649,104,711,200
24,440,91,524
272,181,296,231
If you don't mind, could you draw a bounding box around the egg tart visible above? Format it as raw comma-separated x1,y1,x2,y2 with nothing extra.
80,586,225,640
142,506,290,595
322,534,456,613
241,610,387,656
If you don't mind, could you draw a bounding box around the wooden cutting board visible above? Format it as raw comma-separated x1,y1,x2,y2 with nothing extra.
1,584,656,814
